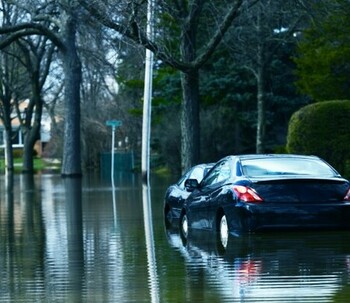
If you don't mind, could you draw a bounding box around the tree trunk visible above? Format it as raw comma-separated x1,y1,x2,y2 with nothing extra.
22,117,41,173
1,62,14,173
180,70,200,173
61,12,82,177
2,99,14,173
180,2,200,173
256,63,266,154
256,8,266,154
4,124,14,173
22,74,42,174
22,130,36,173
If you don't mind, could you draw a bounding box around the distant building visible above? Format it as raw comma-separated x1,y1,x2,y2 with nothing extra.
0,99,52,156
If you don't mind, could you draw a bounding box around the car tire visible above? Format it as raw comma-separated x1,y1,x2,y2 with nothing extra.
219,214,229,249
180,213,189,239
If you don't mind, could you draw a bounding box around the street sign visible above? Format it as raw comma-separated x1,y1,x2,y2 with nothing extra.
106,120,122,127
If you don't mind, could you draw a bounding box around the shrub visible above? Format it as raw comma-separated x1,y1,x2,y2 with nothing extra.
286,100,350,178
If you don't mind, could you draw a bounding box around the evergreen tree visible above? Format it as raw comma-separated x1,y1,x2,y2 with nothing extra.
295,0,350,101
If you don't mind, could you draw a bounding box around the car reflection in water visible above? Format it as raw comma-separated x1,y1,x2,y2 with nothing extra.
165,225,350,302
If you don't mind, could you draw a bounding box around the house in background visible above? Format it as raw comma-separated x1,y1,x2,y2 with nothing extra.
0,99,52,156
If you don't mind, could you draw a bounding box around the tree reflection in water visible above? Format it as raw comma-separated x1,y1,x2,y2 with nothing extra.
64,178,84,302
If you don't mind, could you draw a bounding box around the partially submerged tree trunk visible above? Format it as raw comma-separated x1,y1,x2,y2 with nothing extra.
61,11,82,177
1,89,14,173
4,124,14,173
180,70,200,172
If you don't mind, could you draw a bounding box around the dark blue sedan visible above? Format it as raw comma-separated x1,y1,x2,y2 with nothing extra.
179,154,350,247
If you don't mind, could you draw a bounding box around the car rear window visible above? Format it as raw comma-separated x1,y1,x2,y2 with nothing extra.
241,158,337,177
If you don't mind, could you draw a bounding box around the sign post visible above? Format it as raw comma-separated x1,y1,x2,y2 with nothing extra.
106,120,122,186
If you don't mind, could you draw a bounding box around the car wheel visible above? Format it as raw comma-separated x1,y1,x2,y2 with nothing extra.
180,213,189,239
219,214,229,249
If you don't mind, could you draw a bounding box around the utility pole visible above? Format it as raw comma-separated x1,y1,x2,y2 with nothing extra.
141,0,154,185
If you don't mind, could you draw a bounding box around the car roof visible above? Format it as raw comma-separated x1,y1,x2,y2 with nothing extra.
232,154,321,161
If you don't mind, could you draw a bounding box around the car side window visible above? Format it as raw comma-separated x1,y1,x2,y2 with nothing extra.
216,161,231,182
201,166,219,186
201,160,230,187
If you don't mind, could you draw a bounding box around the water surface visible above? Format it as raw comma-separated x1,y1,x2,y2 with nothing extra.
0,173,350,302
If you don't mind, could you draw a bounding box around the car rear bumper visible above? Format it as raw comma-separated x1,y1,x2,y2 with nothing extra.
227,202,350,233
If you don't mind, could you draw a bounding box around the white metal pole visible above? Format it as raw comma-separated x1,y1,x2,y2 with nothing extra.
111,126,115,187
141,3,158,302
141,0,154,185
106,120,121,186
4,135,8,172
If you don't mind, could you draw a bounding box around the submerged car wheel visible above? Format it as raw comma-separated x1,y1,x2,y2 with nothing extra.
219,214,229,249
180,213,189,239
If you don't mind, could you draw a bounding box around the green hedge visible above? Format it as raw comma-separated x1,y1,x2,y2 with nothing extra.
286,100,350,178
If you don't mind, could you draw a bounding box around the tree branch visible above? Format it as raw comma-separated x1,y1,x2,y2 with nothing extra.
0,23,64,50
193,0,243,69
77,0,191,71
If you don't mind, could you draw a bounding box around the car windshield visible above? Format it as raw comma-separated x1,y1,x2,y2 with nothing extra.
241,157,337,177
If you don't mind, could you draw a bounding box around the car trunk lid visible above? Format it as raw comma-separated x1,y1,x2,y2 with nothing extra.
249,177,349,203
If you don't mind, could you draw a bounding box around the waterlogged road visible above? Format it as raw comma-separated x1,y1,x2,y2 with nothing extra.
0,173,350,302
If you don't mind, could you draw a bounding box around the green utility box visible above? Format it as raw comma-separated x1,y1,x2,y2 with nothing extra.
100,151,135,177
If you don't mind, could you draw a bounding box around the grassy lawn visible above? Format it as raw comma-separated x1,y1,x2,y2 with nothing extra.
0,158,61,173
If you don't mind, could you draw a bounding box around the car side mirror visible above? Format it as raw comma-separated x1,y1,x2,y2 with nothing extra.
185,179,199,192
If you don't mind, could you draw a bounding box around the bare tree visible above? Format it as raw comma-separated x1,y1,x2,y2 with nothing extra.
78,22,123,170
226,0,309,153
15,35,56,173
0,1,31,173
0,0,83,177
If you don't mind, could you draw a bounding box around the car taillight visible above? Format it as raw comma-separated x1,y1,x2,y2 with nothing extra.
345,188,350,201
233,185,263,203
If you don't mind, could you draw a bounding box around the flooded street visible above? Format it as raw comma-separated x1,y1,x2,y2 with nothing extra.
1,173,350,302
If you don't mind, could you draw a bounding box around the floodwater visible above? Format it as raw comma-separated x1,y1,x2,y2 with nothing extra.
1,173,350,303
